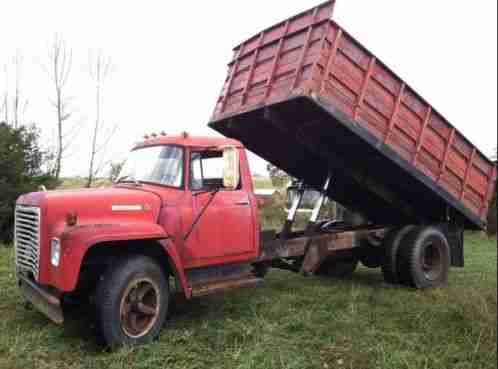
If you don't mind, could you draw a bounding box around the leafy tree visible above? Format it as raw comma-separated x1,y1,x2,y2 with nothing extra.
488,150,497,236
0,122,58,243
488,189,496,236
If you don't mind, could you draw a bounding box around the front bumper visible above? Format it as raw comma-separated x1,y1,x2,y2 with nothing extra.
18,274,64,325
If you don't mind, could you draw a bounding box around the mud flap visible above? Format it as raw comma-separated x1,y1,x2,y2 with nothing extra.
447,226,465,267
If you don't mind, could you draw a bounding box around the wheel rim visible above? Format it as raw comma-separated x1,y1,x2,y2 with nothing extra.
120,278,160,338
421,243,442,281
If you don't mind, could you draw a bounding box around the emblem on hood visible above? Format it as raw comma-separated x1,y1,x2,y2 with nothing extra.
111,205,144,212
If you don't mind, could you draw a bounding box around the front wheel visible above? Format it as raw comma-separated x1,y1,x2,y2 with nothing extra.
95,255,169,348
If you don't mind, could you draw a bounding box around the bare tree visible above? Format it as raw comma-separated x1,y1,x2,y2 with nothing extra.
109,161,125,183
2,64,8,124
86,50,115,188
13,54,21,128
1,53,28,128
46,35,73,180
12,53,29,128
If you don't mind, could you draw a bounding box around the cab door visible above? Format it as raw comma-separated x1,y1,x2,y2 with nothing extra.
183,150,255,266
215,188,254,256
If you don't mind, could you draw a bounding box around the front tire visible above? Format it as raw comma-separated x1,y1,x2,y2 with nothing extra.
95,255,169,348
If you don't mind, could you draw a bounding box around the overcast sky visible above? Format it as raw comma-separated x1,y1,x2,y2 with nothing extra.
1,0,496,177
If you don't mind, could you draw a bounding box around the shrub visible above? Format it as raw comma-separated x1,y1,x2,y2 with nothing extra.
0,122,58,243
267,164,291,189
487,187,497,236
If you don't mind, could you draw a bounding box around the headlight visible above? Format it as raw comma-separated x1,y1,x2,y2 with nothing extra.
51,238,61,267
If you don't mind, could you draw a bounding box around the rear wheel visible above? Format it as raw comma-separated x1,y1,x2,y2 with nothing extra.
381,225,416,284
317,258,358,278
397,227,450,288
95,255,169,348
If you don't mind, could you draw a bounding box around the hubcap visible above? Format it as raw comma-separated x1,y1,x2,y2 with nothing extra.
120,278,160,338
421,243,442,281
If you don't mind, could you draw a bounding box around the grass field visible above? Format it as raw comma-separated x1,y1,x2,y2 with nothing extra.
0,232,496,369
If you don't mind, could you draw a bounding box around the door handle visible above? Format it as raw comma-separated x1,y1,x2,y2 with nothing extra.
235,200,250,206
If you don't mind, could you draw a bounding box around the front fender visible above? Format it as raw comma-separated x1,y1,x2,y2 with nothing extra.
48,222,168,292
158,239,191,299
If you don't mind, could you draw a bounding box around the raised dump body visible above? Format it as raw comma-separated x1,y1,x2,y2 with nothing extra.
209,1,496,230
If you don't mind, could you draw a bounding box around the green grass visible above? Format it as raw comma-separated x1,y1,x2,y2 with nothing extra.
0,233,496,369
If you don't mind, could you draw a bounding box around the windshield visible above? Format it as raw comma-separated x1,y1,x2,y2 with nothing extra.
117,145,184,188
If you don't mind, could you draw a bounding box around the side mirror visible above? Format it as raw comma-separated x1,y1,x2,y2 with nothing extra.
222,146,240,190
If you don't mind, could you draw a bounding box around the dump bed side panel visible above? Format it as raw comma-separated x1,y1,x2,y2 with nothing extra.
214,1,335,116
210,1,496,228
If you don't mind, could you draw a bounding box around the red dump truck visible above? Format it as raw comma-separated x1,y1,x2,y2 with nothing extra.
14,1,496,347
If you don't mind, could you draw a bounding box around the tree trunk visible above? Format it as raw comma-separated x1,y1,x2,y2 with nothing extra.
86,66,101,188
55,92,63,180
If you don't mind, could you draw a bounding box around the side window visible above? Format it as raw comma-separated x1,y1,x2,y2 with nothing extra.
191,153,204,190
190,151,240,190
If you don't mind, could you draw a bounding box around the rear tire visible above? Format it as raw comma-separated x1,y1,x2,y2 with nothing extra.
95,255,169,348
397,226,450,289
381,225,416,284
317,258,358,278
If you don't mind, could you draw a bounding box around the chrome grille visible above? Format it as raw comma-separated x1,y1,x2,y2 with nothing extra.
14,205,41,280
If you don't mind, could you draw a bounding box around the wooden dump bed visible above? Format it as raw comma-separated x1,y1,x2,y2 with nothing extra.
209,1,496,229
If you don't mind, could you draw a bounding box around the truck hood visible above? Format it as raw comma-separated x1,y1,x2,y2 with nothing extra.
17,187,162,233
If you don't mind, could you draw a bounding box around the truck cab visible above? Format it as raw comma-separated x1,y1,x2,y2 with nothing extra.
117,134,260,268
15,133,263,347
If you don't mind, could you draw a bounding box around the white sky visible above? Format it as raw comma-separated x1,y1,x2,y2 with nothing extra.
1,0,496,177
